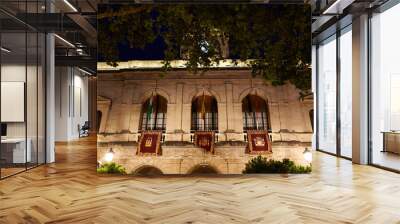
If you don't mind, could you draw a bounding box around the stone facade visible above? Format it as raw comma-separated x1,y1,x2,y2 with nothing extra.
98,142,311,174
97,69,313,174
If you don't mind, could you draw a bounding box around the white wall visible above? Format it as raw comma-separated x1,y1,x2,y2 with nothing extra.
1,64,36,138
55,66,89,141
1,62,46,164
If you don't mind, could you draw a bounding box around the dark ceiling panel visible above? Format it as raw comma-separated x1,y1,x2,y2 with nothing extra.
100,0,309,3
55,55,96,71
14,13,82,32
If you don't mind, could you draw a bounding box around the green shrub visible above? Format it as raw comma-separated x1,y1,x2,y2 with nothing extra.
243,156,311,174
97,162,126,174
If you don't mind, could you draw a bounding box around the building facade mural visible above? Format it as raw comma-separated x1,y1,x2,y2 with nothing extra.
97,69,313,174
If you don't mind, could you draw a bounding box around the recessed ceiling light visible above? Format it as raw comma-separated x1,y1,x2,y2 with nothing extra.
54,34,75,48
323,0,354,15
78,67,93,76
63,0,78,12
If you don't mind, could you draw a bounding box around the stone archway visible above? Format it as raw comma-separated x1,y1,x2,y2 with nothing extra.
97,95,112,134
134,165,164,176
188,164,219,175
96,110,102,132
139,88,171,104
185,88,222,104
238,87,269,103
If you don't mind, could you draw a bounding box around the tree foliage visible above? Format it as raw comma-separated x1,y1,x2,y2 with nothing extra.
97,162,126,174
98,4,311,91
242,156,311,174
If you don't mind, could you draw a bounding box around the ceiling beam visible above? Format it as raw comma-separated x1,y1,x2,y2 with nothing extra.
55,55,96,71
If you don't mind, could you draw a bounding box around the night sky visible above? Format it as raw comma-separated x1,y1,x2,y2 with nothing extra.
117,35,166,60
98,4,167,61
98,4,310,62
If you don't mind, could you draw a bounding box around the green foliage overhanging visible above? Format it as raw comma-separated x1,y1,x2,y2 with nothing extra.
243,156,311,174
97,162,127,174
98,5,311,91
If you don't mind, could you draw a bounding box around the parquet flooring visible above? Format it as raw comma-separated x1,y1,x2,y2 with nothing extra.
0,136,400,224
0,167,26,178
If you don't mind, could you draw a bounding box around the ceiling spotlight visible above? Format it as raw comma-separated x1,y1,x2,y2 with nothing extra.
1,47,11,53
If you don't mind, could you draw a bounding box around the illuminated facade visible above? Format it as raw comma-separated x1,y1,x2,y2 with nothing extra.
97,62,313,174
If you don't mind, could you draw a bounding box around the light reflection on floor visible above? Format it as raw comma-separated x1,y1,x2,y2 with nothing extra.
372,151,400,171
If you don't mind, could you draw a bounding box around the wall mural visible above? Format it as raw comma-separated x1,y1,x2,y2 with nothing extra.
97,4,313,175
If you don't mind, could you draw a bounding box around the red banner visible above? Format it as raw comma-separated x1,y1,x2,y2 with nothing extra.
194,131,215,153
247,130,272,154
137,131,162,155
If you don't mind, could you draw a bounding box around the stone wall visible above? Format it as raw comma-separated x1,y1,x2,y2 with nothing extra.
97,142,311,174
97,69,313,142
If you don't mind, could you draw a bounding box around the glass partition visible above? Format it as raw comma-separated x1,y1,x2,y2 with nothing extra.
339,26,352,158
317,35,337,154
1,31,28,177
370,3,400,171
0,1,46,179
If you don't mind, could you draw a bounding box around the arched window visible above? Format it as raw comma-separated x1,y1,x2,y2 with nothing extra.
96,110,102,132
191,95,218,131
140,95,167,131
242,94,270,131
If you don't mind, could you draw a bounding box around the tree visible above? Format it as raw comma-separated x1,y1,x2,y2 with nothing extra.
98,4,312,91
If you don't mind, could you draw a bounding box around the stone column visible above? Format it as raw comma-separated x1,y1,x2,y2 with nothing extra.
224,82,237,140
175,83,184,131
119,83,134,133
233,102,244,140
218,102,227,141
224,82,234,131
121,82,134,104
129,104,141,132
165,103,178,141
182,103,192,141
268,102,278,132
163,83,184,141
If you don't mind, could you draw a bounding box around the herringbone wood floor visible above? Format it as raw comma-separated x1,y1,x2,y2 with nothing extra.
1,136,400,224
